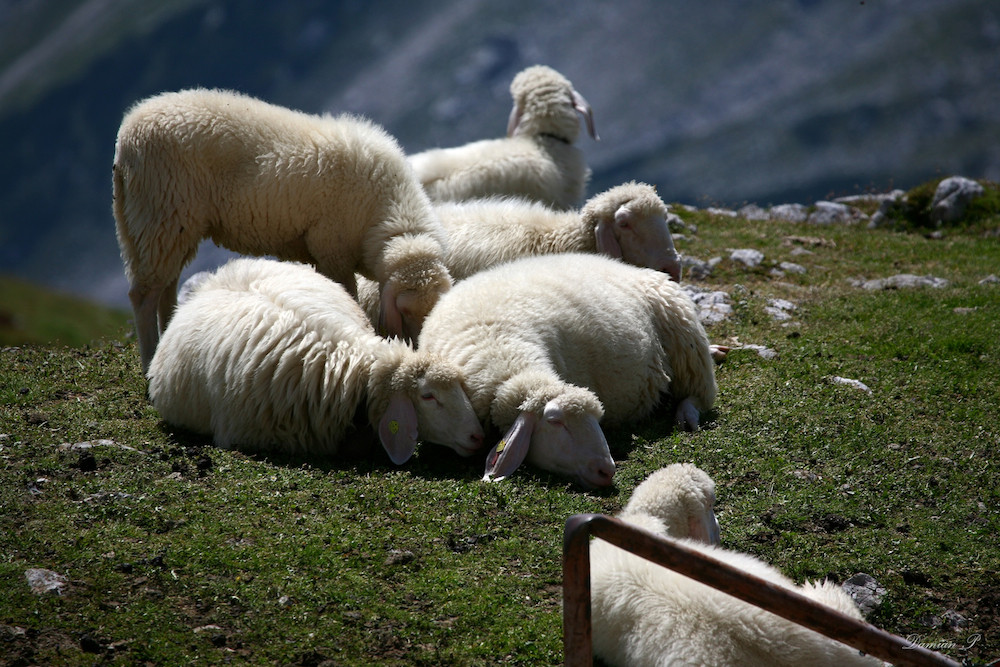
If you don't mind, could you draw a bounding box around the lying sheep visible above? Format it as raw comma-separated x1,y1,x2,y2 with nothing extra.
354,181,683,327
431,180,681,280
113,87,451,372
590,464,881,666
408,65,598,210
418,253,718,486
147,258,483,462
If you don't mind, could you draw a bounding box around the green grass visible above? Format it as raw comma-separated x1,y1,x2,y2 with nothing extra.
2,181,999,665
0,275,131,348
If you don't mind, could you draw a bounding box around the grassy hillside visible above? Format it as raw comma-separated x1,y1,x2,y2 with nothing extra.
1,180,998,665
0,275,131,348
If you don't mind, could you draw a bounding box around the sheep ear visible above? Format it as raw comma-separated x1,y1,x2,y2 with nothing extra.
572,89,599,141
378,393,418,465
378,283,404,340
595,219,623,259
483,411,537,482
506,102,523,137
688,510,722,546
675,397,701,432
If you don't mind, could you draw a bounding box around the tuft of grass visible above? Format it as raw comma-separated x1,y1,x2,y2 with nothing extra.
875,178,1000,233
2,180,999,665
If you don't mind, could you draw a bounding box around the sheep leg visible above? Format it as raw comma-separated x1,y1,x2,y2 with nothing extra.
130,285,163,375
675,397,701,432
157,277,179,334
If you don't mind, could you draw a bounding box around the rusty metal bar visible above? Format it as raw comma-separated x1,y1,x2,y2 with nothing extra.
563,513,962,667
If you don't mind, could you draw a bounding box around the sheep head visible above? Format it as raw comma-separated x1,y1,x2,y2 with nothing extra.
378,234,452,344
621,463,721,545
484,371,615,488
507,65,598,144
587,182,681,281
369,342,484,462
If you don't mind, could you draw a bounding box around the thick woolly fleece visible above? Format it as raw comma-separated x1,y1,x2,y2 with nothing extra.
113,87,450,370
407,65,595,210
146,258,467,458
590,465,881,667
418,253,716,428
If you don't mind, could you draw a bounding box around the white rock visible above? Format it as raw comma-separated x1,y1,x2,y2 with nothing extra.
769,203,809,223
931,176,984,225
808,201,862,225
831,376,872,394
25,568,67,595
730,248,764,268
854,274,949,290
682,286,733,325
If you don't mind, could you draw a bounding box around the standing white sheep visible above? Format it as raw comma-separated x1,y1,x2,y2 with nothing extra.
590,464,881,666
354,181,683,328
147,258,483,463
418,253,717,486
408,65,598,210
113,87,451,372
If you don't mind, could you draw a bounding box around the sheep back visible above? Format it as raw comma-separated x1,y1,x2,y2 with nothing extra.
114,87,450,369
590,530,878,667
419,253,715,425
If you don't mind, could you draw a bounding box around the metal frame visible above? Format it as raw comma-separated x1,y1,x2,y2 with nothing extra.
563,513,962,667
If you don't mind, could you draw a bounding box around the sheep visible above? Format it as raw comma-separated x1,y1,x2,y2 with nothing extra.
431,180,682,280
417,253,718,486
408,65,598,210
146,258,483,463
353,181,683,327
113,87,451,373
590,464,882,667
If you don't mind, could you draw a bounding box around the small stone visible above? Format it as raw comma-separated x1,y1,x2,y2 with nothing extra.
707,207,738,217
831,376,872,394
842,573,886,615
808,201,862,225
25,568,67,595
738,204,770,220
740,344,778,360
980,274,999,285
941,609,968,629
730,248,764,268
682,286,733,325
769,203,809,223
681,256,714,281
778,261,806,274
853,274,949,290
930,176,984,225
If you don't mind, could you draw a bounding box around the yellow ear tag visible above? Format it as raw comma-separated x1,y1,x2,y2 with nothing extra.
496,439,506,453
389,420,400,435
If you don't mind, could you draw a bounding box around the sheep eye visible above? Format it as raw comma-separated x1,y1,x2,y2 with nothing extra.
421,393,437,402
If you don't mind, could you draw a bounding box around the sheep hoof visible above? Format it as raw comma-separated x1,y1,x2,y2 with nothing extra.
675,399,701,432
709,344,730,364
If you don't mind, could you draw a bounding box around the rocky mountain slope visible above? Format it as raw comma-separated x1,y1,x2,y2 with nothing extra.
1,0,997,307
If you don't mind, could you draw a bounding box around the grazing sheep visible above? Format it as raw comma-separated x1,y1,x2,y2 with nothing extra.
408,65,598,210
418,253,718,485
354,182,682,331
147,258,483,462
590,464,881,667
113,87,451,372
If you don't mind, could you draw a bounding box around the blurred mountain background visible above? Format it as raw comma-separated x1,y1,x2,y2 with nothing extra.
1,0,998,310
